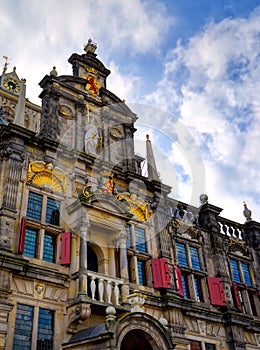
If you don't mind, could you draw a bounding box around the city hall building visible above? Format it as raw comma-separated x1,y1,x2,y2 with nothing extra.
0,40,259,350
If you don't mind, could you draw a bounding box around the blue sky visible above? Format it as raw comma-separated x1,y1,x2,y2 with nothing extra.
1,0,259,222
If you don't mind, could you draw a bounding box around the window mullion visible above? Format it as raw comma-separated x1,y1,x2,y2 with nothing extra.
130,224,136,248
31,306,39,350
38,228,45,260
42,195,47,223
187,245,192,268
238,262,245,284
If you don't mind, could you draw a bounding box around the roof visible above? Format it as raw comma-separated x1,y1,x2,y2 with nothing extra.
67,323,106,344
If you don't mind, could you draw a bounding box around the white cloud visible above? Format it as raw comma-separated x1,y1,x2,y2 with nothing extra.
0,0,173,103
143,7,260,222
107,61,140,101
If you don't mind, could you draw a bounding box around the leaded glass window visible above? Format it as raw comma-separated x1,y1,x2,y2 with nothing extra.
194,277,203,302
43,234,55,263
137,260,146,286
182,275,190,298
23,228,37,258
37,308,54,350
13,304,34,350
46,198,60,226
27,192,43,221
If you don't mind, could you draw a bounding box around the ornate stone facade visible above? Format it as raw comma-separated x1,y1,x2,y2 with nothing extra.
0,42,259,350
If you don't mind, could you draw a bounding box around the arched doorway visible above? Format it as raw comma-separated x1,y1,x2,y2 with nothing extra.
87,245,98,272
120,330,153,350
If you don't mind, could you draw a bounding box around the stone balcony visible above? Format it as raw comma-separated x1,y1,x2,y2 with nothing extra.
86,271,127,306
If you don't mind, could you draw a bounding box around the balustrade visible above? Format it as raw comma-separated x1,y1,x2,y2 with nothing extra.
218,217,245,240
87,271,124,305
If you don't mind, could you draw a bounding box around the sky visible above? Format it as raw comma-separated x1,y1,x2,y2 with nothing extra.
0,0,259,223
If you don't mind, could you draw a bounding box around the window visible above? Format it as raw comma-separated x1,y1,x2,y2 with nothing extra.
182,275,190,298
230,259,259,316
13,304,54,350
190,341,216,350
37,308,54,350
13,304,34,350
126,223,150,286
27,191,60,226
176,243,201,270
126,224,147,252
175,241,205,302
20,191,62,263
137,260,146,286
27,192,42,221
230,259,252,286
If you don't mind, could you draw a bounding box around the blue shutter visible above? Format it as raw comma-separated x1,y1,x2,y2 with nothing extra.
135,227,147,252
230,260,241,283
241,263,252,286
176,243,188,267
190,247,201,270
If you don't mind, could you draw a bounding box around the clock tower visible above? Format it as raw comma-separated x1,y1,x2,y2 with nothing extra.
38,40,140,173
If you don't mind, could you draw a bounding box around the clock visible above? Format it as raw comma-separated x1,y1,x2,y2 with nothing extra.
85,75,100,96
3,78,20,93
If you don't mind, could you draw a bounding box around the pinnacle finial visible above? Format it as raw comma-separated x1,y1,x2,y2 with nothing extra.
50,66,58,76
84,38,97,54
2,56,9,74
243,202,252,222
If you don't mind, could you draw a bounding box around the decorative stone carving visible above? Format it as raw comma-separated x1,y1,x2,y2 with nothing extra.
128,290,145,312
0,218,14,250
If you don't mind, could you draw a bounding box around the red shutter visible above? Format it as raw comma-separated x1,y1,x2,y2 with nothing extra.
152,258,171,289
60,232,71,265
152,258,163,288
207,277,227,306
174,266,184,297
232,281,242,311
160,258,171,288
18,218,26,254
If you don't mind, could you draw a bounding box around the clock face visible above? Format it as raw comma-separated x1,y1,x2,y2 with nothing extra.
85,75,100,96
3,78,20,93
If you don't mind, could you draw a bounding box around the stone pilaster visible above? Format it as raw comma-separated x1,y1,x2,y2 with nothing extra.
0,144,25,250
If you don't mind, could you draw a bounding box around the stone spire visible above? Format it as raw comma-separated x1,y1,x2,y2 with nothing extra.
146,134,160,182
13,79,26,126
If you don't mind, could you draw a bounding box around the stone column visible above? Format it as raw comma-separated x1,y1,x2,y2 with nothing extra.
78,215,90,295
119,227,129,303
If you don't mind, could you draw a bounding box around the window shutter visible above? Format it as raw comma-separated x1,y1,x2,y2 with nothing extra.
160,258,171,288
232,281,242,311
18,218,26,254
174,266,184,297
207,277,227,306
60,232,71,265
152,258,163,288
